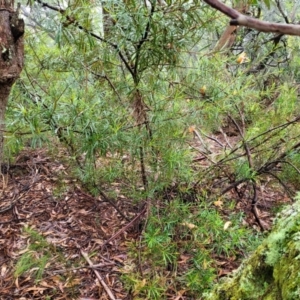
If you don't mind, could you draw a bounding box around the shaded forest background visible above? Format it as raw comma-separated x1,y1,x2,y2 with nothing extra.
2,0,300,299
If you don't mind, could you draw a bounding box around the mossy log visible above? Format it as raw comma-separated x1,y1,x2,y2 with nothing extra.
205,197,300,300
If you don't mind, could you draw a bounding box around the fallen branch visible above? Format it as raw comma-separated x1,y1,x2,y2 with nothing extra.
220,178,247,195
80,250,116,300
51,262,115,274
78,188,130,222
101,204,147,249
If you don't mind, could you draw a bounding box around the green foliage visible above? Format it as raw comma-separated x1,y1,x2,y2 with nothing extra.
15,226,52,281
14,226,82,298
6,0,300,297
15,251,50,281
8,0,300,201
281,152,300,189
205,196,300,300
122,198,261,298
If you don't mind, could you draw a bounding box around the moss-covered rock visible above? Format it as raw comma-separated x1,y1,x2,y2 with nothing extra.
204,195,300,300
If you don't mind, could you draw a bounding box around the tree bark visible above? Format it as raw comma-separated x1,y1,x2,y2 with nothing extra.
214,1,249,52
204,0,300,36
0,1,24,168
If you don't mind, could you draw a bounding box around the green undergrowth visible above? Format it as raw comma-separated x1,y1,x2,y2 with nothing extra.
281,151,300,190
14,226,80,298
15,226,52,281
121,197,263,299
5,1,300,298
204,194,300,300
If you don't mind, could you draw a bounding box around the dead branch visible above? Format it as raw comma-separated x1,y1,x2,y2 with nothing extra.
101,204,147,249
81,250,116,300
193,129,212,154
50,262,115,274
251,181,265,231
220,178,247,195
78,188,130,222
264,171,294,199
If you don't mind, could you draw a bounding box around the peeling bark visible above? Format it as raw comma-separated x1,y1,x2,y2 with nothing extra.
0,1,24,167
214,2,249,52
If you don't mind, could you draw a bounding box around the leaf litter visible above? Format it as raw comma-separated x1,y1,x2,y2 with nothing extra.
0,139,292,299
0,148,136,299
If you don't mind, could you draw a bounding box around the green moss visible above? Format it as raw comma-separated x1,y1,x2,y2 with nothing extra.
204,195,300,300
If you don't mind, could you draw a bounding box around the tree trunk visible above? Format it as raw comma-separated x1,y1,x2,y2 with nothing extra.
0,1,24,168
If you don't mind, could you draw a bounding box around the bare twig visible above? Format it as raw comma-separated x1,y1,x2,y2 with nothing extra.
80,250,116,300
265,171,294,199
139,146,148,189
218,115,300,165
258,141,300,174
275,0,289,24
218,127,233,149
77,189,130,222
0,179,38,213
277,160,300,176
220,178,247,195
228,113,254,177
193,129,212,154
201,130,224,148
251,181,265,231
101,204,147,249
50,262,115,274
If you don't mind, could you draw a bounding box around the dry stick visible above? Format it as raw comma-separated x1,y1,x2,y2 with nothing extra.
257,141,300,174
193,129,212,154
0,179,37,213
218,127,233,149
78,189,130,222
249,115,300,144
218,115,300,165
228,114,264,230
189,144,216,165
200,130,224,148
51,263,115,274
277,160,300,175
96,188,131,222
275,0,290,24
221,157,300,198
265,171,294,199
221,178,247,195
80,250,116,300
139,146,148,189
251,181,265,231
101,205,147,250
220,141,300,196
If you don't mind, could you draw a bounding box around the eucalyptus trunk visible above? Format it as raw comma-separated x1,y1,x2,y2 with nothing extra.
0,1,24,168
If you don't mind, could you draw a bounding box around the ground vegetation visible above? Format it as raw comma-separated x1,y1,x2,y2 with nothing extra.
1,0,300,299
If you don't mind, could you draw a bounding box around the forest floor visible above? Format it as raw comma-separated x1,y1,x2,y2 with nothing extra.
0,139,292,299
